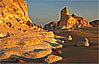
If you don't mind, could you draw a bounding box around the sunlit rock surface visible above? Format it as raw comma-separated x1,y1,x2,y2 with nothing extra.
89,20,99,27
77,38,90,47
44,7,92,31
0,1,62,62
45,54,62,63
68,35,72,40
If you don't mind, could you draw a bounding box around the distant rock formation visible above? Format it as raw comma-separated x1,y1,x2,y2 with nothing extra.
44,21,59,31
44,7,92,31
89,20,99,27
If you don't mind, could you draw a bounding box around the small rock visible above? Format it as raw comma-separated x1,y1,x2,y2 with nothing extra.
51,48,61,54
77,38,89,47
61,40,65,43
68,35,72,40
16,59,26,63
23,30,27,32
37,28,41,31
84,38,89,47
0,33,6,37
45,55,62,63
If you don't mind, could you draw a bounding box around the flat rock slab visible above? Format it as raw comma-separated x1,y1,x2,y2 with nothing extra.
0,42,53,60
45,54,62,63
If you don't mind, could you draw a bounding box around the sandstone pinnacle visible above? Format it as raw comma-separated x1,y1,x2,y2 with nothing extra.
44,7,92,31
61,7,70,15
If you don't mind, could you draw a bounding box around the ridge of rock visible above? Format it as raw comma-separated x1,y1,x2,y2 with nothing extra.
89,20,99,27
44,7,92,31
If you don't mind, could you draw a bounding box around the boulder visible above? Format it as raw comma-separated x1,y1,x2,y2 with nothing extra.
0,33,6,37
45,54,62,63
68,35,72,40
77,38,89,47
84,38,89,47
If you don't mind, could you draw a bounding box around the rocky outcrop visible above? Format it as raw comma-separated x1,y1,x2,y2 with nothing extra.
0,1,63,62
44,7,92,31
44,21,59,31
0,44,53,59
89,20,99,27
0,0,42,30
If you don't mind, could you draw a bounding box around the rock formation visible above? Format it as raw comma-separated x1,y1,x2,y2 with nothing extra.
84,38,89,47
44,21,59,31
45,54,62,63
68,35,72,40
77,38,89,47
0,0,63,63
89,20,99,27
0,0,42,30
44,7,92,31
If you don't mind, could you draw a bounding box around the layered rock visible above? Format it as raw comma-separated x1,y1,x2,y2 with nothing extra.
0,0,63,62
44,7,92,31
0,0,42,31
45,54,62,63
44,21,59,31
89,20,99,27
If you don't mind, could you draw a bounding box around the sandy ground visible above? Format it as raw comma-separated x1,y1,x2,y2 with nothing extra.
55,27,98,63
0,27,98,63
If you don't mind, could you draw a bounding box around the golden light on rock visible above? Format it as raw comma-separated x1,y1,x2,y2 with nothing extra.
68,35,72,40
84,38,89,47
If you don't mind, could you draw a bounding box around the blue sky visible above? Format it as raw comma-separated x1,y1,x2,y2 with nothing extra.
25,0,98,25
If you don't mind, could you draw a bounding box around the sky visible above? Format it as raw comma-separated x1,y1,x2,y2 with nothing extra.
24,0,98,26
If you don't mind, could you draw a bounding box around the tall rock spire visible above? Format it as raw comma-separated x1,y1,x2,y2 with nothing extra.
44,7,92,31
59,7,71,27
61,7,69,16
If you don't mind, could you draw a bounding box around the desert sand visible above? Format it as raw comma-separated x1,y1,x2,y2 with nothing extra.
55,27,98,63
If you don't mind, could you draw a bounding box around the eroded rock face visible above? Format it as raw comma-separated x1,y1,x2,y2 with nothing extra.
0,45,52,60
0,1,63,61
44,21,59,31
89,20,99,27
44,7,92,31
0,1,42,30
